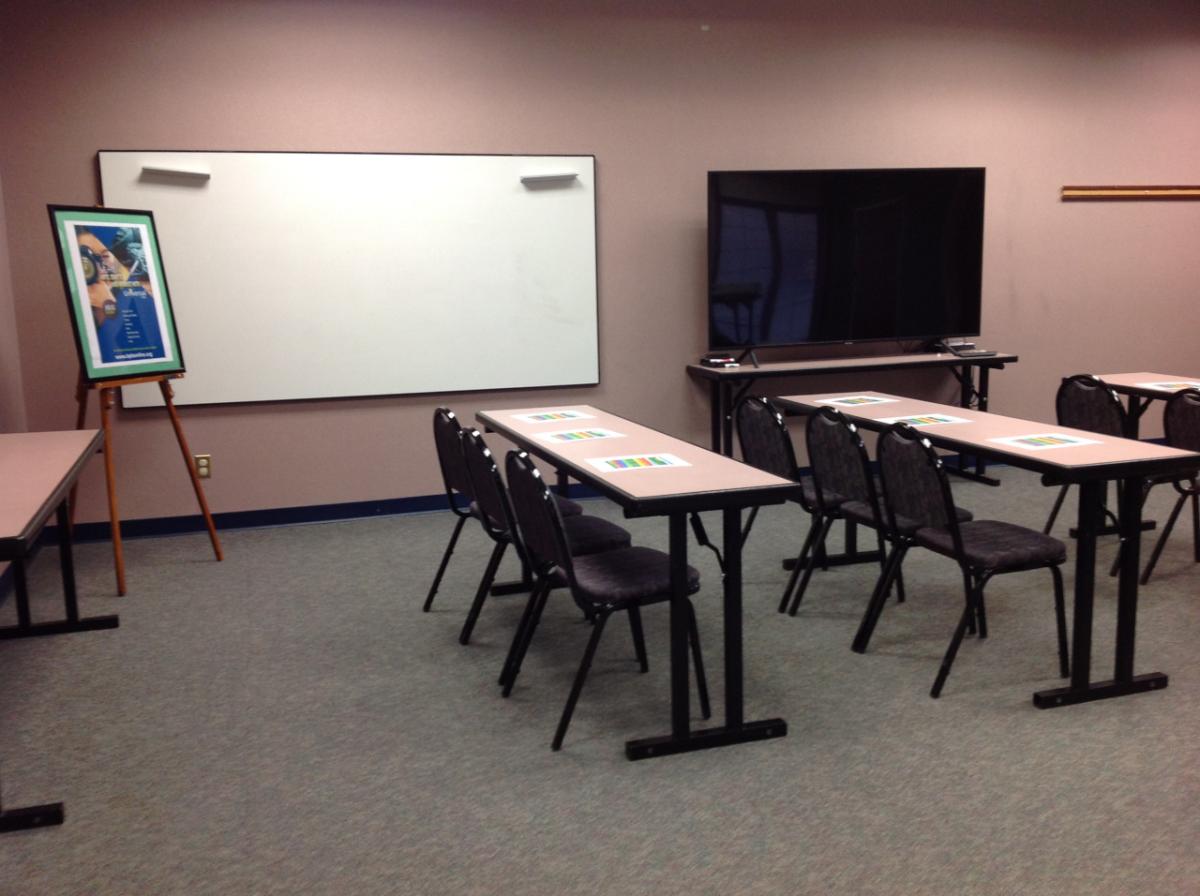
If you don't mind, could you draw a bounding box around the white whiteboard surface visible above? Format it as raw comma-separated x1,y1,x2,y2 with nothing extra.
98,152,598,407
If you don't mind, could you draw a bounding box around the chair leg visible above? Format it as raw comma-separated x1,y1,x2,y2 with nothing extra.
875,530,905,603
500,579,548,689
1141,491,1187,585
1051,564,1069,678
931,577,979,698
627,605,649,673
459,541,506,645
1192,491,1200,563
423,513,468,611
502,582,553,697
788,516,835,616
688,512,725,573
777,514,821,613
1043,484,1069,535
740,505,759,549
685,600,711,720
552,611,609,751
851,542,906,653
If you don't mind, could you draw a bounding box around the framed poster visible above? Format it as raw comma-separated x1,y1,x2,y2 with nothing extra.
48,205,185,383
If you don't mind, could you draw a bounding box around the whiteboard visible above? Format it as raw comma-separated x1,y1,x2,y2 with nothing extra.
98,151,598,407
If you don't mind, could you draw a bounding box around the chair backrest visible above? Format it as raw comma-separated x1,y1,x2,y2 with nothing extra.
506,450,575,585
877,422,958,538
735,396,798,482
1055,374,1125,437
461,429,517,544
805,406,876,515
432,407,474,509
1164,388,1200,454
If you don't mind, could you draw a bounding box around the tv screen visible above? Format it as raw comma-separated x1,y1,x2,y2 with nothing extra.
707,167,985,350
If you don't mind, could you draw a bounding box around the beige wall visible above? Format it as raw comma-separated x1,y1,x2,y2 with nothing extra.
0,170,28,433
2,0,1199,523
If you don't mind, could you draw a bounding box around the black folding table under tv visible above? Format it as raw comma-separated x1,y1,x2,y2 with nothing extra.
687,350,1018,477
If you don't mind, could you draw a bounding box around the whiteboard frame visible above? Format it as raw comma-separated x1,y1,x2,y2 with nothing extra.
98,150,599,407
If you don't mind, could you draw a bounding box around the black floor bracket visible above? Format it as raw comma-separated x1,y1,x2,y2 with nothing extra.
625,718,787,760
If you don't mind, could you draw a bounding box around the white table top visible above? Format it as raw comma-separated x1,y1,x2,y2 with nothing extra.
775,392,1199,478
478,405,797,510
1097,372,1200,396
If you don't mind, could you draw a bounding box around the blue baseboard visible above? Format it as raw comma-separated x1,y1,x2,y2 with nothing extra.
29,482,603,547
67,493,451,543
0,491,461,603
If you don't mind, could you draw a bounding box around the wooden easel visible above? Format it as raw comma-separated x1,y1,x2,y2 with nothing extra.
73,372,223,595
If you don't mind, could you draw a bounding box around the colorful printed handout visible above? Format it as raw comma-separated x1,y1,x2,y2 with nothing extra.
512,409,595,423
1136,381,1200,392
988,432,1102,451
877,413,970,427
585,453,691,472
535,428,624,443
816,395,899,407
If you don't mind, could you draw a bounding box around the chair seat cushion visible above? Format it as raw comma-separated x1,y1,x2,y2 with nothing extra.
798,479,831,509
563,513,632,556
568,546,700,609
839,499,878,528
916,519,1066,571
554,493,584,517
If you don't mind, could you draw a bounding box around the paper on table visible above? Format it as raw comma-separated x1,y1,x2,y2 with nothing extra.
988,432,1102,451
585,453,691,472
534,428,624,443
1136,381,1200,392
816,395,900,407
877,413,971,427
512,409,595,423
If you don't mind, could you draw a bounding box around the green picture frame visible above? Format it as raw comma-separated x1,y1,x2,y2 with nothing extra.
48,205,185,384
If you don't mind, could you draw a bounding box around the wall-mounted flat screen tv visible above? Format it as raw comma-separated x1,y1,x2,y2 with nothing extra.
707,167,985,350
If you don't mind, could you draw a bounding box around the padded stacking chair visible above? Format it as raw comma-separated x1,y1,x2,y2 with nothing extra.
784,406,904,615
1140,389,1200,584
503,450,710,751
1043,375,1126,534
734,396,827,611
424,408,478,612
877,423,1070,698
424,407,584,613
457,429,631,645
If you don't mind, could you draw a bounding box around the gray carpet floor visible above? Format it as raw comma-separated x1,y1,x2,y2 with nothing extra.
1,466,1198,895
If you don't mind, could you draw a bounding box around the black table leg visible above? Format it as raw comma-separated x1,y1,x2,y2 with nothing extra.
0,501,119,640
975,366,990,477
626,508,786,759
669,513,691,740
1124,396,1152,440
721,383,735,456
1034,478,1167,707
2,499,112,835
57,502,80,623
722,506,744,729
710,381,723,454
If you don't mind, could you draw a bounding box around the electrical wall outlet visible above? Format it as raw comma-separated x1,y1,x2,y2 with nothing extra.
193,454,212,479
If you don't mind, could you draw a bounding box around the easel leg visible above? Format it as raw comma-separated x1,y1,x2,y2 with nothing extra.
159,381,223,561
99,387,127,596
